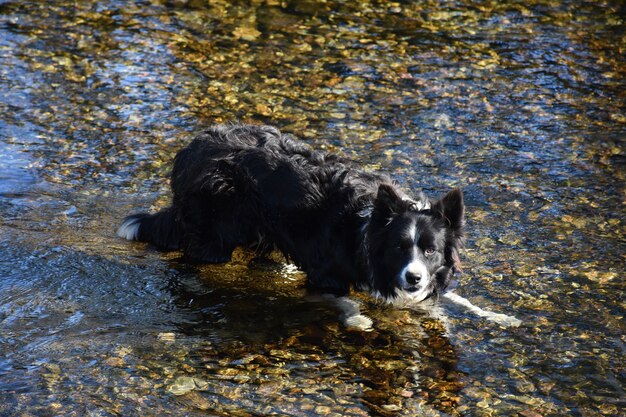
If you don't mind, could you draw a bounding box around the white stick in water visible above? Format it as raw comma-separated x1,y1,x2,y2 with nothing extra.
442,291,522,327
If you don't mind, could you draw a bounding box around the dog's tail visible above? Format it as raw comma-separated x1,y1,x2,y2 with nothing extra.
117,207,181,250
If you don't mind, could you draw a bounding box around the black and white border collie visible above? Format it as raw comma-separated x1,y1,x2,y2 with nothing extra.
118,124,464,306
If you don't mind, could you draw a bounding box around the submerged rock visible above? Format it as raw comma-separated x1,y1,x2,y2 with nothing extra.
167,376,209,396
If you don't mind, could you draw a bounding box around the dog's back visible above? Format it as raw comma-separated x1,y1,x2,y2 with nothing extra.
119,124,376,277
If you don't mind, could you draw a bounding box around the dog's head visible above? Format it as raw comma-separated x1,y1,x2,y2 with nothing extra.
366,184,465,304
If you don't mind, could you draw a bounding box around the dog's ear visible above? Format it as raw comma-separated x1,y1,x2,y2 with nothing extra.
373,183,404,218
433,188,465,231
434,189,465,272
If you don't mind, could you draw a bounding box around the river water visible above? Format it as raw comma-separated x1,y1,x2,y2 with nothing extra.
0,1,624,416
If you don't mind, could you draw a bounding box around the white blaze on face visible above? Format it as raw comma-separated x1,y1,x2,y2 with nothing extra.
397,227,434,303
399,259,432,301
400,258,429,286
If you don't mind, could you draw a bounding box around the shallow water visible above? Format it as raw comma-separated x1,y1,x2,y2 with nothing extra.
0,1,624,416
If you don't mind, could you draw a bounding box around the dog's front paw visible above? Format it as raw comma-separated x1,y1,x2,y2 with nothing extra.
343,314,374,332
318,295,375,331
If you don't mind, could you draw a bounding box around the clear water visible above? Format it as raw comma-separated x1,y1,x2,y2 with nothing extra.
0,1,624,416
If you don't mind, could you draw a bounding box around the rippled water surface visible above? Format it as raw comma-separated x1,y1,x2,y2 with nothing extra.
1,1,624,416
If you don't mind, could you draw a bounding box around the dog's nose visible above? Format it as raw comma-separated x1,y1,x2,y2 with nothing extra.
405,271,421,285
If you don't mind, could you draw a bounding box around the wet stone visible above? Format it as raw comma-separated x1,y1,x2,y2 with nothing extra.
167,376,208,396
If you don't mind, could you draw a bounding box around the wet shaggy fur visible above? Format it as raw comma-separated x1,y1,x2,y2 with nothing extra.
118,124,465,302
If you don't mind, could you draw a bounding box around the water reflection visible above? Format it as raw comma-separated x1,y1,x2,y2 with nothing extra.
164,257,464,415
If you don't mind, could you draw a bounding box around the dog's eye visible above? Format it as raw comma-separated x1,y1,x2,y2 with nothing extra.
424,248,436,256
